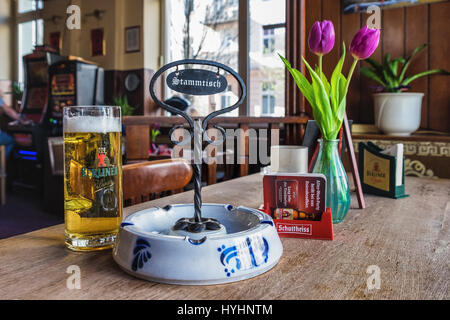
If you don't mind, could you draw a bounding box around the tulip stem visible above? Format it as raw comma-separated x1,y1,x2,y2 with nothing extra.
345,58,358,94
319,55,323,77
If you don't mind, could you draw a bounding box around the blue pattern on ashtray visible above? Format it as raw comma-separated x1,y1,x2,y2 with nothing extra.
132,238,152,271
217,236,269,277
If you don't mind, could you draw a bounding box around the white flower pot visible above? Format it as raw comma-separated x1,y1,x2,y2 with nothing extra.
373,92,424,136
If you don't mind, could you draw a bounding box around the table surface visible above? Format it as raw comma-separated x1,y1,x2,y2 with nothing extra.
1,174,449,300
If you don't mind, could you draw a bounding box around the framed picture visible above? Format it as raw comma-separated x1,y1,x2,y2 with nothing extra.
91,28,105,56
125,26,140,53
49,32,62,51
343,0,448,14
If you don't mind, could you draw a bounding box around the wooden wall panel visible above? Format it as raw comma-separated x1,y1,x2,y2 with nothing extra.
405,5,429,128
290,1,449,132
286,0,307,144
321,0,341,78
359,10,382,124
341,12,361,122
429,2,450,132
304,0,322,118
382,8,405,59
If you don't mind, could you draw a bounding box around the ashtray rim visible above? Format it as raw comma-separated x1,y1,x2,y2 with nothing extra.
120,203,274,242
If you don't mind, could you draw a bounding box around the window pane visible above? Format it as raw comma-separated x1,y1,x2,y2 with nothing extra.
249,0,285,117
166,0,239,117
18,19,44,83
18,0,43,14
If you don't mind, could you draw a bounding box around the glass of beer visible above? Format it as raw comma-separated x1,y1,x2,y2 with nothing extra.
63,106,122,251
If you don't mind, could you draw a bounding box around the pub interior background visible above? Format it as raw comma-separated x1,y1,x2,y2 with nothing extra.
0,0,449,239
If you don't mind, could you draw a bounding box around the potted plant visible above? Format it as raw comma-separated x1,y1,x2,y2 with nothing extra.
113,95,135,116
6,82,23,111
113,95,135,162
360,44,449,136
280,23,380,223
150,123,161,155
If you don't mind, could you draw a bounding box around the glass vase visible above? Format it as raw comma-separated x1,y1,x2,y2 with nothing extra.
312,139,351,224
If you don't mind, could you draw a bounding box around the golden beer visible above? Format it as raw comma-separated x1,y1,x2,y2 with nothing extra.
63,106,122,251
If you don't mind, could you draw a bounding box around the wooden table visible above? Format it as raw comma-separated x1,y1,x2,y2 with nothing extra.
0,174,449,300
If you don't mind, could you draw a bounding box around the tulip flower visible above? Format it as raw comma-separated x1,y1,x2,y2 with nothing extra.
350,26,380,60
308,20,335,56
308,20,335,79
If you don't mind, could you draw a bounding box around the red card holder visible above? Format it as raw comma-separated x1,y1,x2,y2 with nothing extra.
272,208,333,240
262,174,334,240
259,206,333,240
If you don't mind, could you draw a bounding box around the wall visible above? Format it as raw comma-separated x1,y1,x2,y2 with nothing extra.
0,0,11,80
305,0,450,132
41,0,160,71
36,0,161,114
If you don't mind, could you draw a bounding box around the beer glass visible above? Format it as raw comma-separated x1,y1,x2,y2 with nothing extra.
63,106,122,251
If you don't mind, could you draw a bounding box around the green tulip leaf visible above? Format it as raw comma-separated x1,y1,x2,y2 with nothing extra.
302,56,333,139
331,43,346,114
278,53,315,107
316,66,331,96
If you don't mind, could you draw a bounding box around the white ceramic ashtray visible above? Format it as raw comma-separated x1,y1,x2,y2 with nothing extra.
113,203,283,285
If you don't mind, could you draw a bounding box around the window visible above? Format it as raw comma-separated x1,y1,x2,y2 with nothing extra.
165,0,286,117
18,0,43,14
262,82,275,115
263,29,275,54
165,0,239,116
16,0,44,84
221,85,233,109
18,19,44,84
249,0,285,116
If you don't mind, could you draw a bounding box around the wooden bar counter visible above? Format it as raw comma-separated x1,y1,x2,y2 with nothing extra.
0,174,448,300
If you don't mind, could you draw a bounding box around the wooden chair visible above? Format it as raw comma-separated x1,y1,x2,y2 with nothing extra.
123,158,193,207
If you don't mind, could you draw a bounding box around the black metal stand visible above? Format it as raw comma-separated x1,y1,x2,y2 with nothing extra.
149,59,246,233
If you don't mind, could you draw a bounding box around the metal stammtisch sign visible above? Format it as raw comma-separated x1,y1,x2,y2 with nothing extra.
166,69,228,96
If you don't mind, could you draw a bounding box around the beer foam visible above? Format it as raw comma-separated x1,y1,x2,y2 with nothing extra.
64,116,122,133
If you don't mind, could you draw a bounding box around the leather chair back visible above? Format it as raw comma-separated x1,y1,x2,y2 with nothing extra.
123,159,193,207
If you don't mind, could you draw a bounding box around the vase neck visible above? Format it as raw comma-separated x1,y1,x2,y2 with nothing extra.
318,139,340,146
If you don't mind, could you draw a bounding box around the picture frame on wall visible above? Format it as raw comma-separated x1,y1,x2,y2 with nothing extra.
125,26,141,53
91,28,105,56
49,32,62,51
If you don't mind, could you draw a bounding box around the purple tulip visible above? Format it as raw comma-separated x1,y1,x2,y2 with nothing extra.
350,26,380,60
308,20,335,55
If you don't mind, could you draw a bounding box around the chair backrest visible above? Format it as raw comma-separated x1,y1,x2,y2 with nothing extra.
123,158,193,207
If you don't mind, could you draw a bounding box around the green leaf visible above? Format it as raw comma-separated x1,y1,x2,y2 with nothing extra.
336,91,347,123
382,69,395,88
330,43,346,114
388,57,405,77
362,58,386,85
316,66,331,96
383,53,391,68
402,68,450,86
365,58,383,71
360,66,387,86
278,53,315,107
399,44,426,82
302,56,333,139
